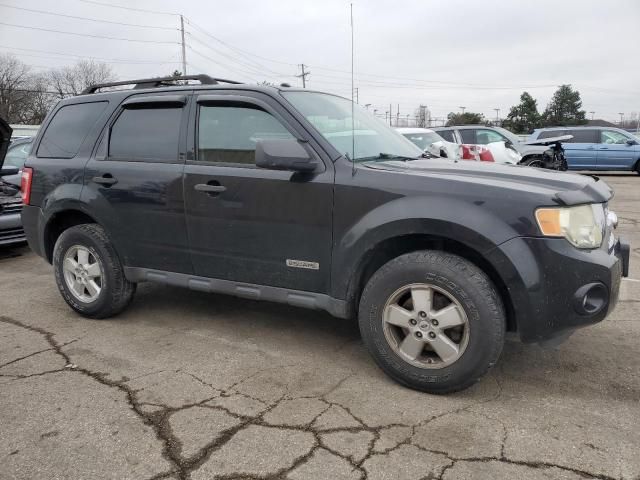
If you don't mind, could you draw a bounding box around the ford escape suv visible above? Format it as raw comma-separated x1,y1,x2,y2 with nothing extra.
11,75,630,394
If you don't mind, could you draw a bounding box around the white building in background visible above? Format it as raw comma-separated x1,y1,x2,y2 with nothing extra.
10,124,40,139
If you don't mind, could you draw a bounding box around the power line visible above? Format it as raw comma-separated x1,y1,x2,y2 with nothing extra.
76,0,178,16
0,22,180,45
0,45,179,65
0,3,177,30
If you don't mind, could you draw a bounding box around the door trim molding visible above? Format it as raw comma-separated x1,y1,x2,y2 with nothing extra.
124,267,349,319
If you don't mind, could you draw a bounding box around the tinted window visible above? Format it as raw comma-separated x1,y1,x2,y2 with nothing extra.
437,129,456,142
565,129,597,143
37,102,108,158
109,107,182,161
198,105,293,164
600,130,630,145
475,129,508,144
538,130,567,139
460,129,476,144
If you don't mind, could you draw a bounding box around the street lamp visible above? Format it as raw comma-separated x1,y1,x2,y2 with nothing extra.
364,104,372,110
618,112,625,126
459,106,466,114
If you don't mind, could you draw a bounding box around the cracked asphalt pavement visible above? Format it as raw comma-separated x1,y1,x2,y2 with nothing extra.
1,174,639,480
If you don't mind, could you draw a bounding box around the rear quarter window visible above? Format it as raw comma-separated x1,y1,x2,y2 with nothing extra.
436,129,456,142
567,129,598,143
37,101,108,158
537,130,567,140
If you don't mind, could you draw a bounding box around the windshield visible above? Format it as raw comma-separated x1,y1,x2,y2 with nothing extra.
493,127,521,144
402,132,444,150
4,140,32,169
282,91,423,161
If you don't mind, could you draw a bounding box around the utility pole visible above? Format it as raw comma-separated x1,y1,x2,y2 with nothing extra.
494,108,500,125
618,112,624,127
389,103,392,126
296,64,310,88
589,111,595,120
459,106,466,114
353,87,359,103
396,103,400,126
180,15,187,75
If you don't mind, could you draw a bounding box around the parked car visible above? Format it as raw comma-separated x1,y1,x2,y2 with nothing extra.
0,119,26,246
396,127,459,159
398,127,521,164
530,127,640,172
9,75,629,394
433,125,547,164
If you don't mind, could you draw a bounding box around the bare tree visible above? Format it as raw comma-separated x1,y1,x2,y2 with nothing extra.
0,53,32,123
49,60,116,98
21,74,57,124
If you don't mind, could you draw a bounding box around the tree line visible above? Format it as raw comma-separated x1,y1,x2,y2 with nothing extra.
446,85,589,133
0,53,115,125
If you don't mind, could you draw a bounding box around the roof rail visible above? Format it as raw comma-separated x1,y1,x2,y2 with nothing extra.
81,74,242,94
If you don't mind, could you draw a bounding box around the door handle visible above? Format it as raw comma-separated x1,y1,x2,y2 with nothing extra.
195,183,226,195
92,175,118,186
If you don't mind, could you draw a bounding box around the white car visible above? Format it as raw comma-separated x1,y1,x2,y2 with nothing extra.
398,127,521,164
396,128,459,159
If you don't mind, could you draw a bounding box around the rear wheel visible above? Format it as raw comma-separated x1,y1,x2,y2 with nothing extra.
358,250,505,393
53,224,136,319
520,155,545,168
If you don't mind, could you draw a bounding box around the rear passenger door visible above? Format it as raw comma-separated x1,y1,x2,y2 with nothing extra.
183,92,334,294
597,130,638,170
564,129,598,169
82,93,192,273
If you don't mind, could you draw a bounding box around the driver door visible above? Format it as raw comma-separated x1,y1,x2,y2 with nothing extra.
183,92,334,294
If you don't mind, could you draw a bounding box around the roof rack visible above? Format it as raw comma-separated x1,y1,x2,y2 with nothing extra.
82,74,242,94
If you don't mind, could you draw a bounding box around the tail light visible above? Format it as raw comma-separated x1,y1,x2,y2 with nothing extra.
478,147,494,162
460,145,475,160
21,167,33,205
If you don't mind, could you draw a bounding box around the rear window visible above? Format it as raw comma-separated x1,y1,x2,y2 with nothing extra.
538,130,567,139
460,129,476,144
567,129,598,143
437,129,456,142
109,108,182,161
37,102,108,158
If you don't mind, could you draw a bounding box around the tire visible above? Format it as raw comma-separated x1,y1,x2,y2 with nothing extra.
520,156,544,168
358,250,505,394
53,223,136,319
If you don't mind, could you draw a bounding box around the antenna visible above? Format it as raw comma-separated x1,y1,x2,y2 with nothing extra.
350,3,356,176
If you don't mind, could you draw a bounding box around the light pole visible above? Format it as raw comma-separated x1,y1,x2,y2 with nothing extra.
619,112,625,126
364,103,371,110
459,106,466,114
589,111,595,120
494,108,500,125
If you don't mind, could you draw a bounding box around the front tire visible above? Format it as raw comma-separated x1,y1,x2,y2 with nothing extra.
53,224,136,319
358,251,505,394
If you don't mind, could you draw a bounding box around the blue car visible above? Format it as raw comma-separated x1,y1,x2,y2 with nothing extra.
530,126,640,172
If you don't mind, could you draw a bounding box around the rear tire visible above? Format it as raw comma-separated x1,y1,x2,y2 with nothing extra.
53,224,136,319
358,250,505,394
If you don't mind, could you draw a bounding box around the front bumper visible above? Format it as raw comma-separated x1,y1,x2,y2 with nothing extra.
488,235,628,343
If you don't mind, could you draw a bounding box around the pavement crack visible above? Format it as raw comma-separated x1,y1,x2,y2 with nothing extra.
0,347,54,369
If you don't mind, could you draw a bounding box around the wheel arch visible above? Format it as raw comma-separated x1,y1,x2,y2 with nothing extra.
343,233,517,333
43,208,99,263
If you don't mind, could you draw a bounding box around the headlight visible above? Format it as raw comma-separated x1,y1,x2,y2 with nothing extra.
535,204,606,249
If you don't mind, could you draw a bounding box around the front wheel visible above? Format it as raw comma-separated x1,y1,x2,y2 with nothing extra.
358,251,505,394
53,224,136,319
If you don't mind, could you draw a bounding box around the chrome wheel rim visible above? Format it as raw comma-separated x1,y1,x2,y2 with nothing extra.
62,245,103,303
382,283,470,369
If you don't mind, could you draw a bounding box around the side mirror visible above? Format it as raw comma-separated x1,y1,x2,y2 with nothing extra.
0,166,19,177
626,139,637,146
255,138,318,173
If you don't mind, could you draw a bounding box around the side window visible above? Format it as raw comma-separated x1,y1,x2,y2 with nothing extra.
600,130,629,145
459,129,477,144
109,107,182,161
567,129,598,143
436,129,456,143
5,141,32,168
538,130,566,140
37,101,108,158
197,104,294,165
475,129,507,144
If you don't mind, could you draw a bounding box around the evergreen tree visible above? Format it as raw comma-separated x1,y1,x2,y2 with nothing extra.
503,92,541,134
542,84,587,126
446,111,485,126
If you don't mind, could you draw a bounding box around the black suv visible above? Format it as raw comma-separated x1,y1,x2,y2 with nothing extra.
9,75,630,393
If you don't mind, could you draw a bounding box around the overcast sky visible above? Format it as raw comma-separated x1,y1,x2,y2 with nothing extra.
1,0,638,123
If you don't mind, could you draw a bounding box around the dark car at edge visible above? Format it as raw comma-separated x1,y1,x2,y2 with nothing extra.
5,75,630,393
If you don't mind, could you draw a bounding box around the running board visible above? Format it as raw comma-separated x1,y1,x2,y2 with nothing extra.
124,267,349,319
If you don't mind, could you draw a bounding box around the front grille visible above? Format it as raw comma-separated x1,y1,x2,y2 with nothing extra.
0,200,22,215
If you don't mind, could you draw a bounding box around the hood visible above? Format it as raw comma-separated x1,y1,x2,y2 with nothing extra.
362,159,613,206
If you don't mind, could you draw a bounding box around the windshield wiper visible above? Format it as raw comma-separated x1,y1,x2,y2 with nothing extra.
357,153,422,162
